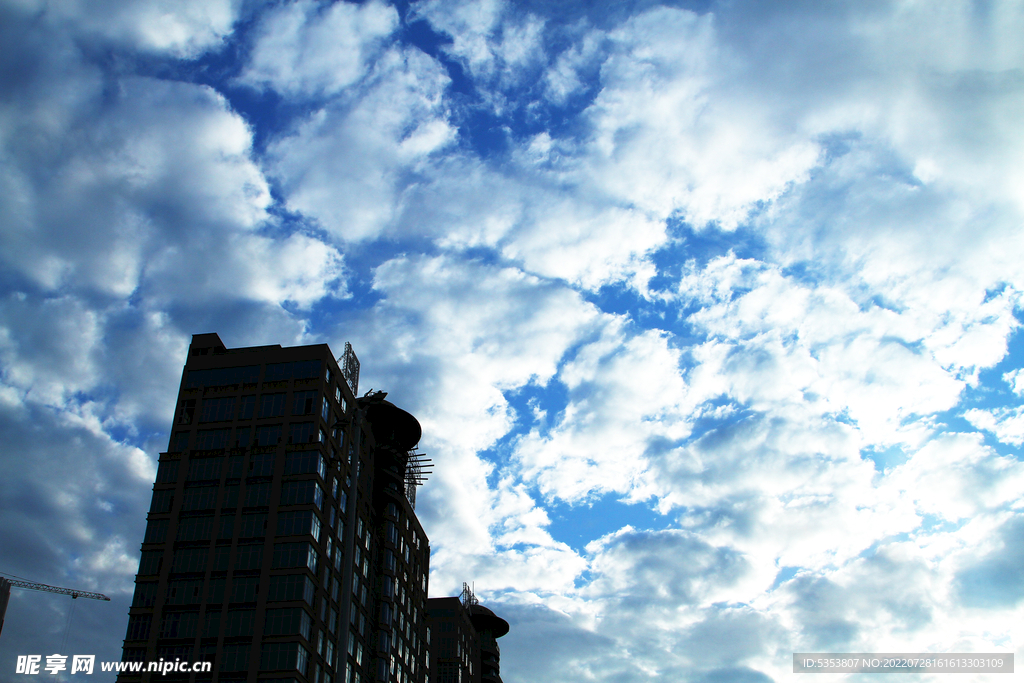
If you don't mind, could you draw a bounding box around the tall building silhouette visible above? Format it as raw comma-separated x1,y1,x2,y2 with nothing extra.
119,333,432,683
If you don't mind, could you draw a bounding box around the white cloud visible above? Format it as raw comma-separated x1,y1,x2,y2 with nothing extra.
513,323,695,503
0,294,103,408
267,47,455,241
241,0,398,96
415,0,546,88
964,406,1024,447
48,0,238,57
1003,368,1024,396
544,29,602,104
499,201,665,292
576,6,821,228
415,0,507,72
1,74,272,297
681,255,973,446
886,432,1024,521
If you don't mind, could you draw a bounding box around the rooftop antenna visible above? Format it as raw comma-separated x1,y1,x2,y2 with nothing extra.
405,450,433,509
339,342,360,396
461,581,479,608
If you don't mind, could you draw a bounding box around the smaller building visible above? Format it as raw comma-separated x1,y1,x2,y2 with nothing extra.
425,586,509,683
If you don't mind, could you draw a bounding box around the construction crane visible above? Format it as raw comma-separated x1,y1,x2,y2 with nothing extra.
0,575,110,639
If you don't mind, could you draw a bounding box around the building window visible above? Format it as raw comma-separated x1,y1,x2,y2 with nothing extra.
229,576,259,603
239,513,267,538
170,431,190,451
125,615,151,641
187,457,223,481
266,360,321,382
178,399,196,425
276,509,319,537
200,396,236,423
224,609,256,636
248,452,276,477
175,516,213,542
156,460,179,484
207,578,226,604
267,574,315,606
280,480,323,509
263,606,310,636
221,484,239,509
202,610,221,638
289,422,316,444
272,540,307,569
143,519,168,544
293,390,317,415
186,365,259,389
195,428,230,450
254,424,282,447
150,489,174,513
220,644,250,672
244,481,271,507
131,582,157,608
137,550,162,575
259,393,287,418
234,543,264,571
181,484,218,511
212,547,231,572
285,450,326,478
238,395,256,419
296,643,311,676
160,611,198,638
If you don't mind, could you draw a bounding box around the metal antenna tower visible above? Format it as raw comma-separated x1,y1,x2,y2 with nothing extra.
405,450,433,509
460,581,479,608
340,342,360,396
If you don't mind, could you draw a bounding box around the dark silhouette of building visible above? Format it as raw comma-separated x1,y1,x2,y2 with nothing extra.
119,333,432,683
426,585,509,683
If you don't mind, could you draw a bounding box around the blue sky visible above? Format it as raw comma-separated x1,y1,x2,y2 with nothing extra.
1,0,1023,681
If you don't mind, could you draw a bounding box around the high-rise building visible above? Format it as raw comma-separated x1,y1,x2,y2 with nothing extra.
426,586,509,683
119,333,432,683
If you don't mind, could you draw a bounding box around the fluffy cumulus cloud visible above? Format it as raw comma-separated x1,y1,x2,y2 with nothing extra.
2,0,1024,681
579,7,822,228
241,0,398,96
267,46,455,241
45,0,239,57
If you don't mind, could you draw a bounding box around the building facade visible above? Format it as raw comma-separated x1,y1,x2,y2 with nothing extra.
120,333,431,683
426,587,509,683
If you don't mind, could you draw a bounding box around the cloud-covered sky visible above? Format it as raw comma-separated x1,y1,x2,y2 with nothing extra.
1,0,1023,680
